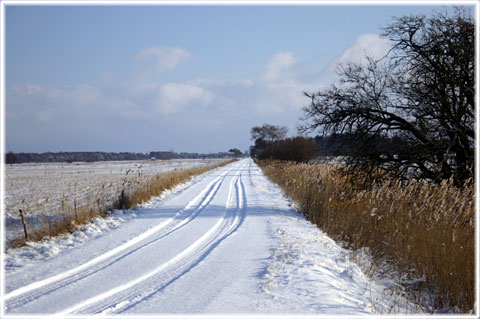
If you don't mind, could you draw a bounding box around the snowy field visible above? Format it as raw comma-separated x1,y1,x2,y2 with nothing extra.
4,159,226,246
3,159,419,316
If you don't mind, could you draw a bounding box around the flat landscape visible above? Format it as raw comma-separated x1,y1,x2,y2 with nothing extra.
4,159,226,247
4,4,475,316
4,159,411,315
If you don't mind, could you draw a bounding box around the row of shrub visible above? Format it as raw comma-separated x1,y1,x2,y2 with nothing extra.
252,136,318,162
258,160,474,313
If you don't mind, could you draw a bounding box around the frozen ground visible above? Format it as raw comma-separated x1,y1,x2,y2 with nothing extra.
4,158,226,246
3,159,416,316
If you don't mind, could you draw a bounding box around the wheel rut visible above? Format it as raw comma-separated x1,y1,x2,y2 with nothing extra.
5,162,245,314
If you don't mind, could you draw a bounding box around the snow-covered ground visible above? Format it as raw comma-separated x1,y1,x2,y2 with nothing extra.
3,159,415,316
4,158,226,246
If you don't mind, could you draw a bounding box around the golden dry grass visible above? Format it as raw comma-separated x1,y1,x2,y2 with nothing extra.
258,160,474,313
120,160,237,209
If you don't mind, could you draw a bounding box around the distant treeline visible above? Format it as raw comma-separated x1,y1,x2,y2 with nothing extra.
5,151,234,164
249,130,413,162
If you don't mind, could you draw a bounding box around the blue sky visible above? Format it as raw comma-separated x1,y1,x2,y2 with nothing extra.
4,2,469,153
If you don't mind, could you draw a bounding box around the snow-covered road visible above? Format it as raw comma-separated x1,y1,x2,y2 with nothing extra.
4,159,399,315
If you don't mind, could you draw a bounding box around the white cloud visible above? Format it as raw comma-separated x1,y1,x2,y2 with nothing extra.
189,78,255,88
257,52,320,114
244,79,255,87
251,35,391,118
61,85,102,103
155,82,213,113
26,84,43,95
261,51,298,83
329,33,391,72
11,84,43,96
8,83,148,125
115,98,145,118
134,46,190,71
37,107,55,123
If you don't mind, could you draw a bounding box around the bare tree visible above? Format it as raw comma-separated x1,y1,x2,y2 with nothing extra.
228,148,243,157
300,8,474,186
251,124,288,143
6,151,16,165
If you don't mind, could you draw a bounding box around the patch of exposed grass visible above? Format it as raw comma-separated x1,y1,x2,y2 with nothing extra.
258,160,474,313
119,160,237,209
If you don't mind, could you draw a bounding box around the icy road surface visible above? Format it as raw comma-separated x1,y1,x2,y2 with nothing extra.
4,159,399,315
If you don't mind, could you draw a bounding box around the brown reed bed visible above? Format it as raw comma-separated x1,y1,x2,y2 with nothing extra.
258,160,475,313
6,159,237,250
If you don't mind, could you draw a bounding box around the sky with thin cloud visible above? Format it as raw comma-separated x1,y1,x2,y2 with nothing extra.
5,3,458,153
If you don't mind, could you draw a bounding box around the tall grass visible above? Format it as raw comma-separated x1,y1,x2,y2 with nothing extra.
258,160,474,313
6,160,236,249
119,160,237,209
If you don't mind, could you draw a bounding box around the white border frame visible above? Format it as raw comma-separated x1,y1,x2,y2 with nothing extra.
0,1,478,319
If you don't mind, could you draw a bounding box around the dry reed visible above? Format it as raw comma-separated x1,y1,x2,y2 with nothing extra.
258,160,474,313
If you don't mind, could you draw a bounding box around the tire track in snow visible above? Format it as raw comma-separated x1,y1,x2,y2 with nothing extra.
61,162,247,315
4,163,236,311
